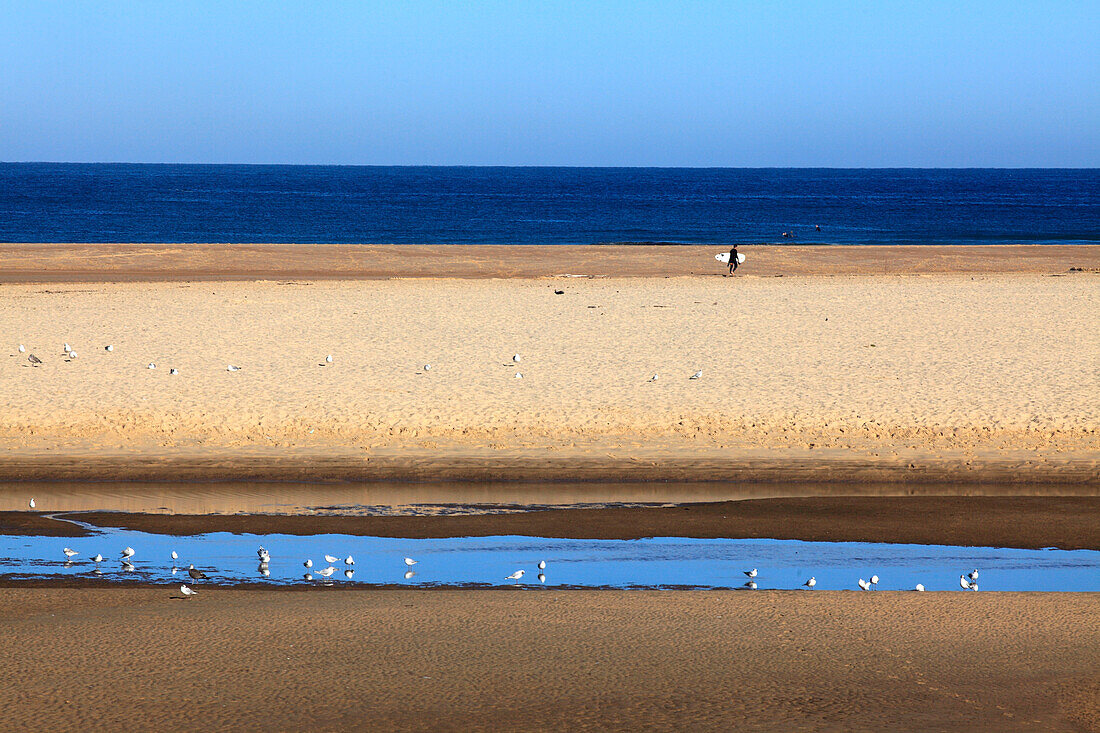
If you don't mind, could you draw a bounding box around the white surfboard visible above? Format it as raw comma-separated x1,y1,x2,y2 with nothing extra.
715,252,746,264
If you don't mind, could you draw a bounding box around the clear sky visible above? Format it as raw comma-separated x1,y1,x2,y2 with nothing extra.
1,1,1097,166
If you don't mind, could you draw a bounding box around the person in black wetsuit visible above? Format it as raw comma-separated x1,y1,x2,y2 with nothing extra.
727,245,739,275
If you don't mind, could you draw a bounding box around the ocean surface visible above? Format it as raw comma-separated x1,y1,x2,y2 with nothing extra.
0,164,1097,245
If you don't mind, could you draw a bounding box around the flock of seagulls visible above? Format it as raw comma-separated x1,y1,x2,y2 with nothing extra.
17,343,711,384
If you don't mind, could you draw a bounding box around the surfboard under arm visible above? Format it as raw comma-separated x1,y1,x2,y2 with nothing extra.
715,252,746,264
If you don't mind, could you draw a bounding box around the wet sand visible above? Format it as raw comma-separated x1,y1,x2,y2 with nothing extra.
1,242,1097,282
37,496,1098,551
0,587,1095,732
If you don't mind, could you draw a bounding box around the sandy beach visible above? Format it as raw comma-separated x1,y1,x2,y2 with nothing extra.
0,245,1097,486
0,588,1093,732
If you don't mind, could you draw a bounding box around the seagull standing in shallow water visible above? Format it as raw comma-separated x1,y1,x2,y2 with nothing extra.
324,554,338,564
304,559,313,569
404,557,417,567
63,548,78,560
869,574,880,590
505,570,525,584
91,554,103,563
120,547,135,561
960,575,978,591
803,577,816,590
187,564,208,580
744,568,757,579
968,569,979,582
858,578,871,591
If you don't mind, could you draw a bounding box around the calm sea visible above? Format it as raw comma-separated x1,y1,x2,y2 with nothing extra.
0,164,1096,245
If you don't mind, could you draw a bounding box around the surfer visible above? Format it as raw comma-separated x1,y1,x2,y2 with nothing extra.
727,245,739,275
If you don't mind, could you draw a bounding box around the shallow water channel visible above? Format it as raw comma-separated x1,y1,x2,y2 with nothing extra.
2,516,1097,591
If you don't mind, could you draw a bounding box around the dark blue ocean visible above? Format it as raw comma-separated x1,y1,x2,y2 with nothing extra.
0,164,1096,245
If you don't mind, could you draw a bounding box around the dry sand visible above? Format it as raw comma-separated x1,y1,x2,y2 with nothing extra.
1,247,1097,485
0,588,1095,732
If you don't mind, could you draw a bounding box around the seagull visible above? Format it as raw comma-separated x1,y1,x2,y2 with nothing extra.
505,570,525,584
63,548,78,559
304,559,313,568
538,573,546,584
404,570,416,580
744,568,757,579
120,547,135,560
743,580,757,590
324,554,338,564
803,576,816,589
344,556,354,565
870,574,880,589
226,364,241,372
180,584,197,598
423,364,432,372
29,498,35,508
67,351,77,359
513,354,522,363
28,354,42,365
169,368,178,375
858,578,871,591
257,547,271,563
690,370,703,380
325,355,333,364
960,575,978,591
18,344,25,353
187,564,208,580
404,557,417,567
105,345,113,352
344,569,354,579
171,550,178,561
91,553,103,563
968,569,979,581
514,372,523,379
63,343,71,354
317,566,335,578
648,373,658,382
147,363,156,369
537,560,546,570
915,584,926,591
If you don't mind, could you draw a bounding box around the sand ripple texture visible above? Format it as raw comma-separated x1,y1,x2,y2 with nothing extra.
1,274,1097,470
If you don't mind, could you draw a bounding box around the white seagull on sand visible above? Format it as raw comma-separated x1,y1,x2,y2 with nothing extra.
690,370,703,380
28,354,43,365
648,373,658,382
169,368,178,375
29,498,35,508
18,344,25,353
226,364,241,372
404,557,417,567
513,354,522,363
505,570,525,583
803,577,816,589
325,355,333,364
423,364,432,372
514,372,523,379
63,343,71,354
180,584,197,598
915,584,926,591
105,345,113,352
147,363,156,369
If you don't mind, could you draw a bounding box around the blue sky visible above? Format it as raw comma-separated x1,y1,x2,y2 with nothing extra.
1,2,1097,166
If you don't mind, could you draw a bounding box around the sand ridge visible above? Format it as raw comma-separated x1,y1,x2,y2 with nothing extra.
1,272,1097,483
